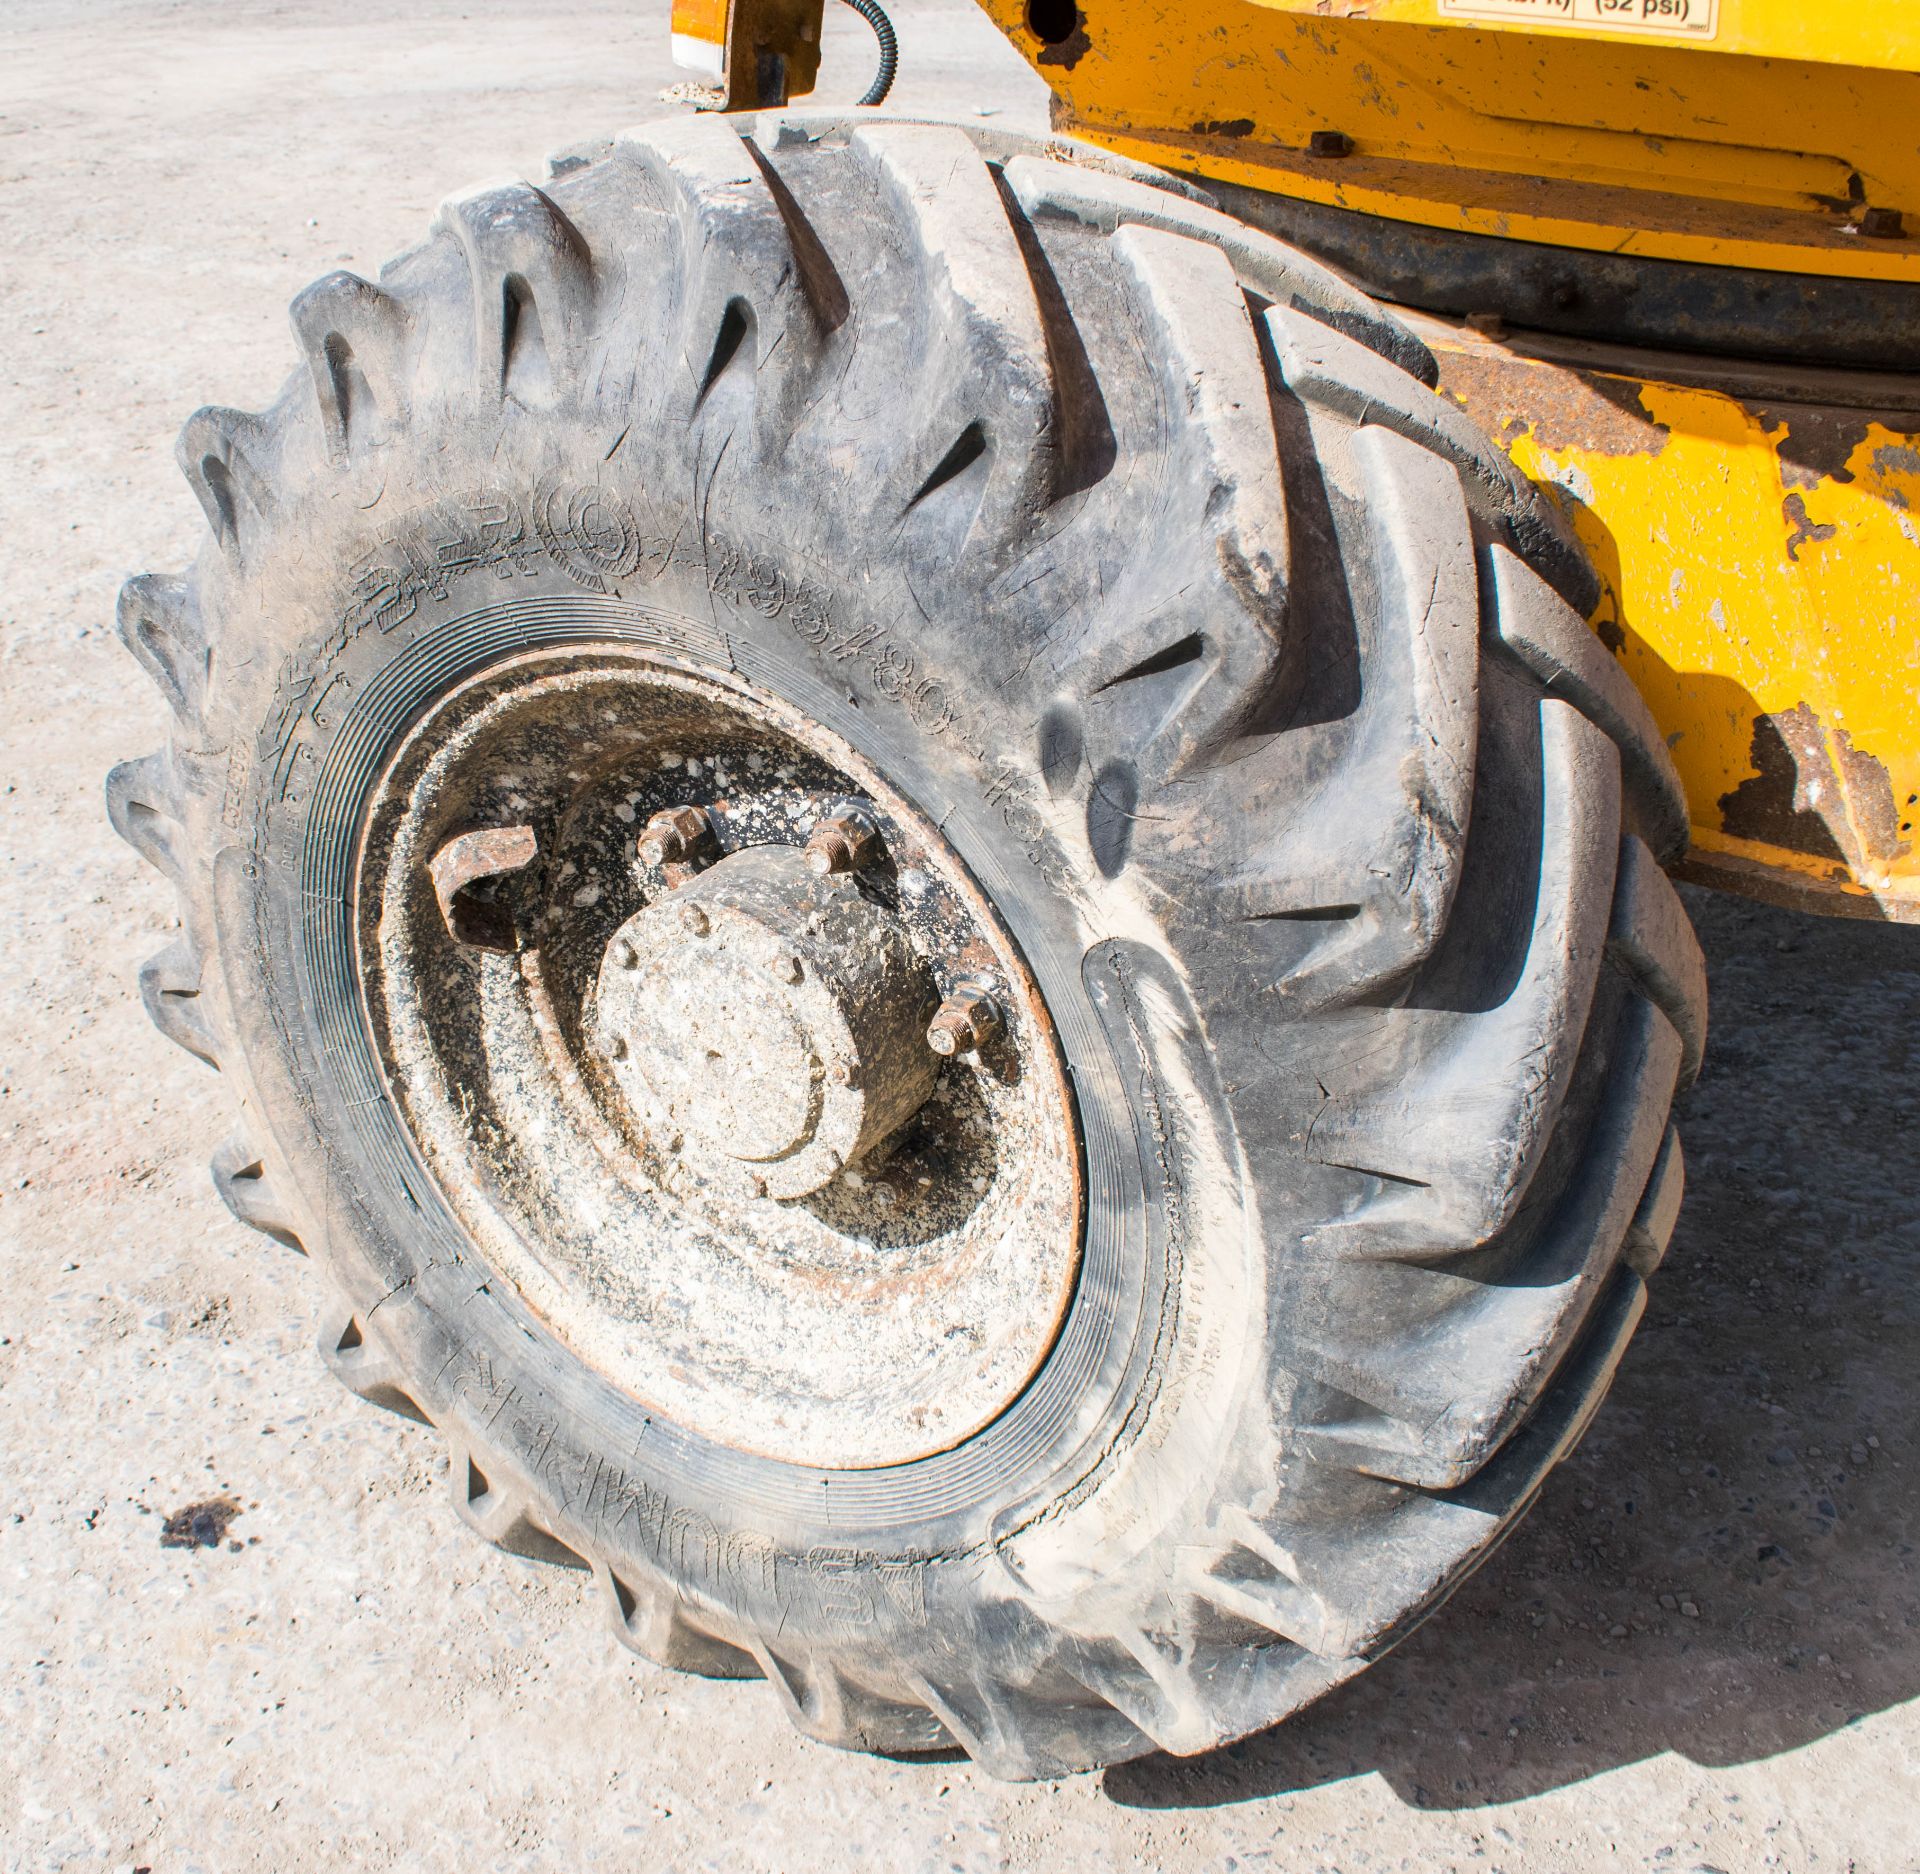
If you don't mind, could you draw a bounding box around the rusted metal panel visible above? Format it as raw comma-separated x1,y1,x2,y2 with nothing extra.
1426,319,1920,920
670,0,824,108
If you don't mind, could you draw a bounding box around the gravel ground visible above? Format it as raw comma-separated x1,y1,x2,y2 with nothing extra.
2,3,1916,1869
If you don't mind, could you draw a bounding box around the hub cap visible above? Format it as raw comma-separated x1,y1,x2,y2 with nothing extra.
594,846,939,1200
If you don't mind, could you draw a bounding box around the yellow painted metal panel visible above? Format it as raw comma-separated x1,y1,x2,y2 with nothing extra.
1430,327,1920,918
671,0,731,39
977,0,1920,276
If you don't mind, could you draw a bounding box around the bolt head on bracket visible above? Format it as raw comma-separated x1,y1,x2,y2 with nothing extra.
637,803,714,869
927,983,1002,1058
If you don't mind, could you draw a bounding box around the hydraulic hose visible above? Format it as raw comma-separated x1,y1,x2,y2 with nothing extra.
839,0,898,107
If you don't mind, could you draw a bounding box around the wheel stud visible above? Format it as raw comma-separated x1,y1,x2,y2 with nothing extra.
638,803,713,869
803,804,880,877
927,984,1001,1058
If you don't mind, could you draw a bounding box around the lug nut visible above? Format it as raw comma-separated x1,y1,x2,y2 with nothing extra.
803,805,880,877
638,803,713,868
927,985,1002,1058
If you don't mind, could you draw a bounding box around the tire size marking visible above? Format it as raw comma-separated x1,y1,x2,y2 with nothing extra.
264,481,1068,893
762,572,1071,893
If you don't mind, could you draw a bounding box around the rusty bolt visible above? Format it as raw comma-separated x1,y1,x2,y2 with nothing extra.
1310,129,1354,159
927,985,1002,1058
803,805,881,877
638,803,712,869
1856,205,1905,239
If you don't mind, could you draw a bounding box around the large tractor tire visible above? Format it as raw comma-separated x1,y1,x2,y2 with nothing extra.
110,110,1705,1777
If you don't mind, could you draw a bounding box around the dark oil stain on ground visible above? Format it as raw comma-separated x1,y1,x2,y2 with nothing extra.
159,1496,242,1549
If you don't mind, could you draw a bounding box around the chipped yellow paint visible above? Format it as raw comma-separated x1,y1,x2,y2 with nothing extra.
1431,332,1920,918
977,0,1920,278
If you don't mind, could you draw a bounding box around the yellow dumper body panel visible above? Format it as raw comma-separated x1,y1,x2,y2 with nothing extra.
1428,327,1920,919
978,0,1920,277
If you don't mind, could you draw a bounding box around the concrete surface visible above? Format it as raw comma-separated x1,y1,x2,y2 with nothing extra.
1,2,1915,1868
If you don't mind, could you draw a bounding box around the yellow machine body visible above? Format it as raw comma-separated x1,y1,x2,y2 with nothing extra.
1429,328,1920,919
977,0,1920,278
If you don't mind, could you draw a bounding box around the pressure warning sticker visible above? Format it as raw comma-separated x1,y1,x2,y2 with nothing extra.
1439,0,1718,38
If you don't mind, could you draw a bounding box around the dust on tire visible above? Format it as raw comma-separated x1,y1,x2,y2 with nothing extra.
109,107,1705,1777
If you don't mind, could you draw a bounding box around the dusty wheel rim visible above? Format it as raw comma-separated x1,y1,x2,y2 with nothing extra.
358,647,1083,1469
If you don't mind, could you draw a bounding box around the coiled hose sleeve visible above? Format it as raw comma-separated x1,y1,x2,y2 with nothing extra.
839,0,898,107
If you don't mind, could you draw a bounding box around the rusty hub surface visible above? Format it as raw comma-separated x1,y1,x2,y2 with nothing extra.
359,650,1082,1470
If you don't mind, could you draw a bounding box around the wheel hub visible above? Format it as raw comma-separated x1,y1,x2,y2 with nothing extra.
593,846,939,1199
360,651,1083,1470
